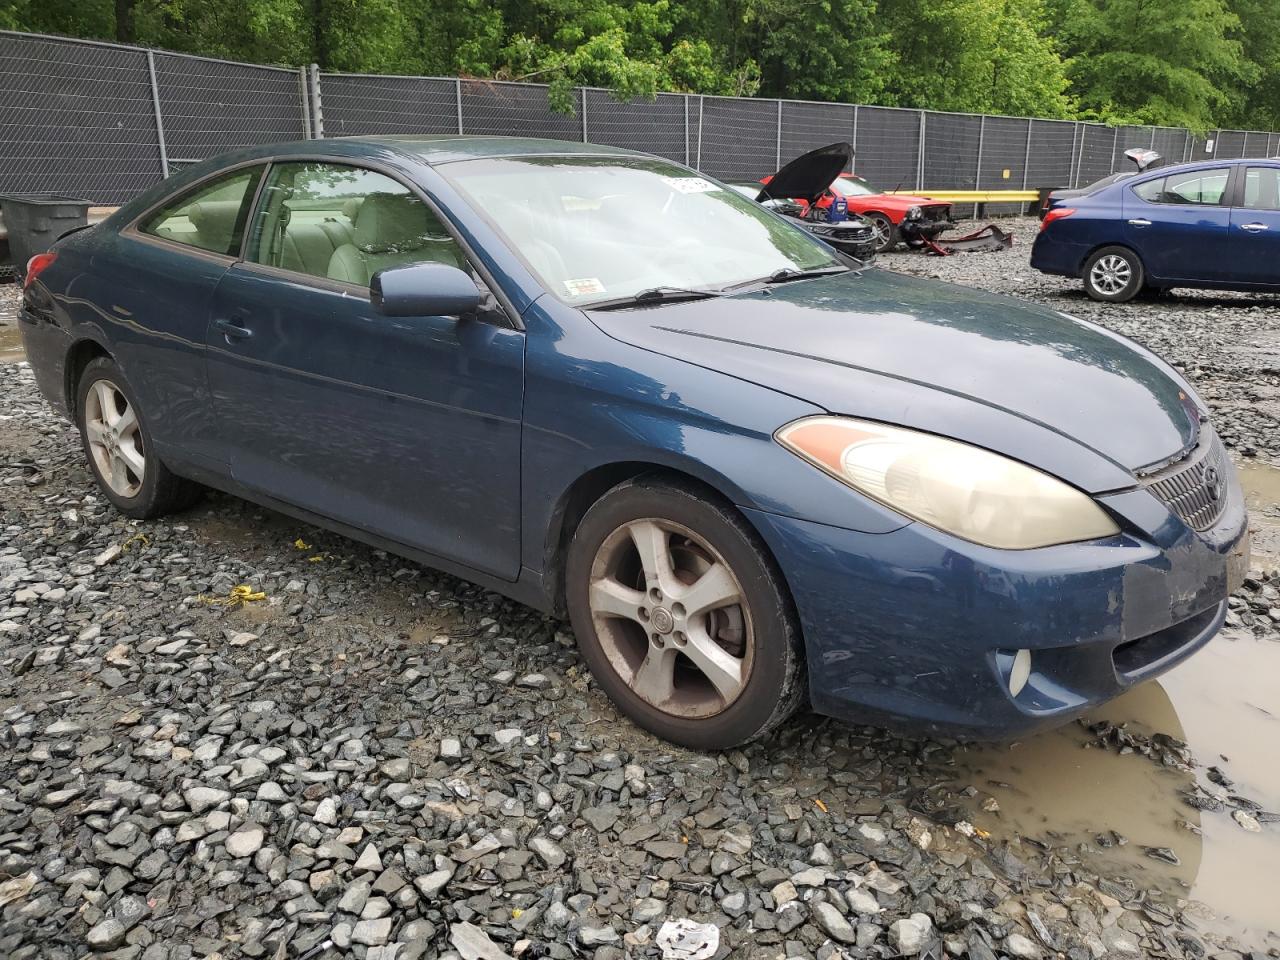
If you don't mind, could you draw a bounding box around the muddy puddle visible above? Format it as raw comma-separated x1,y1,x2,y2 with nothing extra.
950,631,1280,946
1240,459,1280,564
0,326,23,363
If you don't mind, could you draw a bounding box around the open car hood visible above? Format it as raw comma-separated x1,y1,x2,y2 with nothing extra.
758,142,852,205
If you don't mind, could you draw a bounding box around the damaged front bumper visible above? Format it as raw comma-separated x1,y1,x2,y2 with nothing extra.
741,454,1249,740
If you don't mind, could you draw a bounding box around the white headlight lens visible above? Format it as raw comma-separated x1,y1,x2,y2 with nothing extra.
776,417,1121,549
907,205,922,219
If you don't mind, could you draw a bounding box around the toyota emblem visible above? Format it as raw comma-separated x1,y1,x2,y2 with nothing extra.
1203,465,1222,502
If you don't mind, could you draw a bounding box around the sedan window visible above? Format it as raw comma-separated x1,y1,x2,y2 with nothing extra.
246,162,465,286
1243,166,1280,211
1134,168,1230,206
140,167,263,256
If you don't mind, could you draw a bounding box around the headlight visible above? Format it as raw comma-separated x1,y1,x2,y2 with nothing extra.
776,417,1121,549
907,205,922,220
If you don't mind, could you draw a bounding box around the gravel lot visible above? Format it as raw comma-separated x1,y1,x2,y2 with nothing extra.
1,229,1278,960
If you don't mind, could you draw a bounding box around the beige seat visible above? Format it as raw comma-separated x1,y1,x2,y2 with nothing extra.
281,218,354,276
327,192,461,286
186,200,244,254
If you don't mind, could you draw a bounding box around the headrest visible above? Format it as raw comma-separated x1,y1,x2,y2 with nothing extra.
342,196,365,223
186,200,242,237
354,193,431,254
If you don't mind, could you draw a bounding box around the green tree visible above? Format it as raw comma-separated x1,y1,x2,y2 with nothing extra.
1222,0,1280,130
1062,0,1247,131
878,0,1072,117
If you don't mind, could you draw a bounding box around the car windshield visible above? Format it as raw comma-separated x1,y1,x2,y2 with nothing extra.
828,176,878,198
439,155,843,305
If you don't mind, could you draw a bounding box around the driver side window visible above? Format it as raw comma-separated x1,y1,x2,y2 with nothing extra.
245,162,465,286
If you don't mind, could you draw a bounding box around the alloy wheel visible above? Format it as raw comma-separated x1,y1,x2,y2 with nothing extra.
84,379,145,498
1089,254,1132,295
587,518,753,719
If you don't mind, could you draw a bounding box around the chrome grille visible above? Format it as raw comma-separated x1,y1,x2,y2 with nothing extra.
1145,429,1228,531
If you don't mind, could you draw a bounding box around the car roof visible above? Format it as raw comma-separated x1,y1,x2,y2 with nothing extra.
286,135,648,165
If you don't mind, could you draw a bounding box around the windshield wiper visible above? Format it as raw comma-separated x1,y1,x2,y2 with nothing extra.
587,286,728,311
722,265,848,292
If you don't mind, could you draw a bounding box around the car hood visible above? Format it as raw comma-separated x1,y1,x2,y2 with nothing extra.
761,142,853,204
586,270,1201,493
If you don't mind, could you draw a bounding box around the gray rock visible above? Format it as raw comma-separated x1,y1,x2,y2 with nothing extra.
529,836,566,868
352,917,393,946
890,913,934,955
811,901,857,944
449,921,513,960
86,918,126,951
225,825,265,858
413,869,452,899
184,786,230,814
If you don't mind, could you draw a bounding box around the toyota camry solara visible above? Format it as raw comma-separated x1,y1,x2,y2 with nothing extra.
17,136,1250,749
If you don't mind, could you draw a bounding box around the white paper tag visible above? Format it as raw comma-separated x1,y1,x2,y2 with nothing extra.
564,277,606,297
661,176,722,195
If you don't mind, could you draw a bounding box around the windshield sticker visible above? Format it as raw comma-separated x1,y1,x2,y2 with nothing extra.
564,277,606,297
661,176,722,195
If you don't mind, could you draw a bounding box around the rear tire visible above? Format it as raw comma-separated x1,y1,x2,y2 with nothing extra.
866,213,898,253
76,356,201,520
1082,246,1143,302
565,477,806,749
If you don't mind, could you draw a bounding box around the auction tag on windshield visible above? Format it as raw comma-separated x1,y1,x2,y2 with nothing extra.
564,277,606,297
661,176,721,194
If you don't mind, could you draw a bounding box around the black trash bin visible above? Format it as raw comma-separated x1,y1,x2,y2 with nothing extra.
0,193,91,280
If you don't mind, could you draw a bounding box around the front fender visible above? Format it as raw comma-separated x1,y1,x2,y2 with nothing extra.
520,298,911,575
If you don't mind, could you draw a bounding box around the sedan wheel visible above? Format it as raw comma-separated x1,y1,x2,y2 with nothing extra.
76,356,201,519
1083,246,1144,302
84,379,145,498
566,478,806,749
588,518,752,719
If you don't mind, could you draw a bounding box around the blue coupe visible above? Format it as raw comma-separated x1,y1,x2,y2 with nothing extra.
1032,157,1280,302
18,137,1249,748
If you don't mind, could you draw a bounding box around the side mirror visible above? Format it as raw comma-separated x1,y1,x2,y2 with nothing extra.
370,262,482,318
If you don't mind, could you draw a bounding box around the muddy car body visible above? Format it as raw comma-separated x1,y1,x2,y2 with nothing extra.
18,136,1248,749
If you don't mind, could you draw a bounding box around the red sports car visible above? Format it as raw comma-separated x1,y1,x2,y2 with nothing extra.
762,148,952,252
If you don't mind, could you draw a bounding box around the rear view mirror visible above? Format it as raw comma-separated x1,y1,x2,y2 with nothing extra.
371,262,482,318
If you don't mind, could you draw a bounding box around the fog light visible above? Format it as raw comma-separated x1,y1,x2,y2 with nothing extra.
1009,648,1032,697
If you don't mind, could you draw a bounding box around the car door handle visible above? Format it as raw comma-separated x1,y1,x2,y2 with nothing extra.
214,317,253,341
1127,218,1152,227
1240,222,1270,233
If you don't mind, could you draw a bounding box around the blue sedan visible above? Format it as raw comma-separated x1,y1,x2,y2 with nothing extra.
1032,157,1280,302
18,136,1249,748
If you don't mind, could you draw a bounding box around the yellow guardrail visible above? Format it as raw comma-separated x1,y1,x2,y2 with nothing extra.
887,189,1040,203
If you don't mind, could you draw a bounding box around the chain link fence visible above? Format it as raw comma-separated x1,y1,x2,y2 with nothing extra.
3,29,1279,206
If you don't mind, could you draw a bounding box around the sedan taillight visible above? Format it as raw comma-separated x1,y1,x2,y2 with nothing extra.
1039,208,1075,232
23,252,57,290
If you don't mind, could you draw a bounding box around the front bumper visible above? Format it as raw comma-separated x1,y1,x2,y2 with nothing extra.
743,464,1249,739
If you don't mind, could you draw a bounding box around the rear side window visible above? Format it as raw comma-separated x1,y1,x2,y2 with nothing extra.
1243,166,1280,211
140,167,263,256
1134,168,1230,206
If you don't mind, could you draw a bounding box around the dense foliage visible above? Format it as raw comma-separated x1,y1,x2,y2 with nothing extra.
2,0,1275,131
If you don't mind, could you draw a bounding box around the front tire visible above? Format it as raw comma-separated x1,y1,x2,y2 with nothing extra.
1083,246,1143,302
566,478,806,750
76,356,201,519
866,212,898,253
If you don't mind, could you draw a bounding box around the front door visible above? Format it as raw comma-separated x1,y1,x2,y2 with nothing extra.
1124,166,1233,282
204,159,525,580
1228,164,1280,287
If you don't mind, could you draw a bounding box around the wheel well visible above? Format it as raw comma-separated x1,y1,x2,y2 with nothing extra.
64,340,111,413
544,462,747,617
